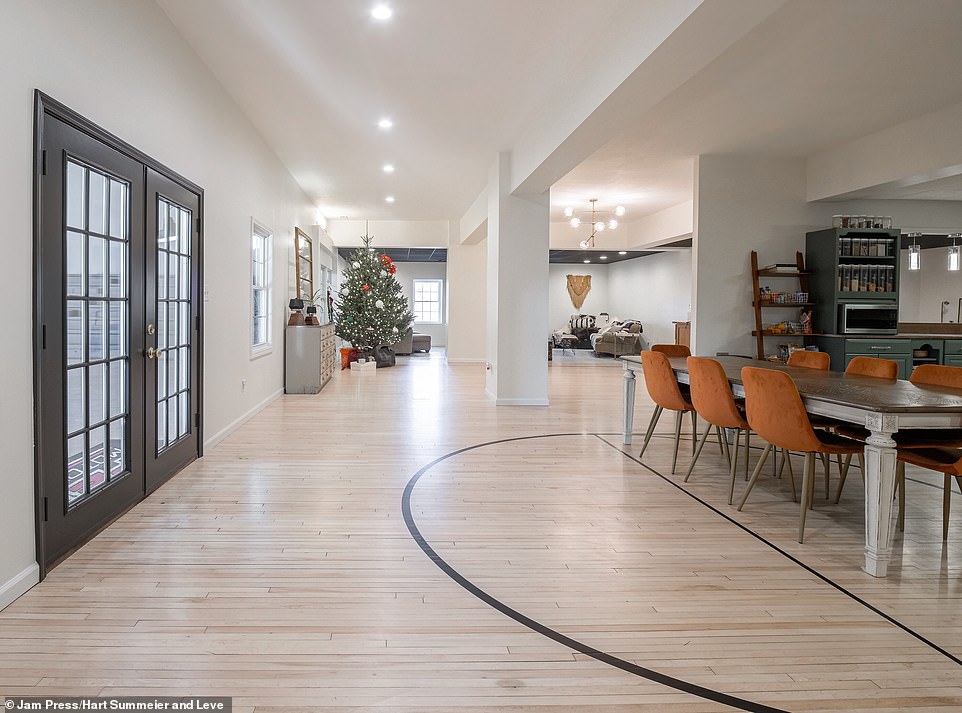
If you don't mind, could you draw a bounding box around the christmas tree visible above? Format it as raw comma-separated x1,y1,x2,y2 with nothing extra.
333,235,414,352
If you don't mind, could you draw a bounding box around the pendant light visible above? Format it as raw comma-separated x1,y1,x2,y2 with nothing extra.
908,232,921,271
949,234,961,272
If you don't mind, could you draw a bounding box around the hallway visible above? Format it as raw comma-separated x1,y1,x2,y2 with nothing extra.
1,354,960,712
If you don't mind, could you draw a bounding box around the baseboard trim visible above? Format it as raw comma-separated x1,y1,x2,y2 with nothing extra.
0,562,40,611
445,358,486,364
203,387,284,451
494,398,550,406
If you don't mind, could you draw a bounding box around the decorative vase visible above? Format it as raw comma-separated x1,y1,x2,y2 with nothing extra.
288,310,306,326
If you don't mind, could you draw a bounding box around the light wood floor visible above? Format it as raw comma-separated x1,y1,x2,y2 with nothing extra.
1,351,960,712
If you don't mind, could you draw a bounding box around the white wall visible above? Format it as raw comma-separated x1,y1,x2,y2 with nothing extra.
446,239,487,363
609,252,692,347
0,0,313,605
548,264,610,334
393,262,448,346
693,156,815,357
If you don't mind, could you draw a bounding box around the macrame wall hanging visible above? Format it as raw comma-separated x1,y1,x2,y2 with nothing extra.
566,274,591,310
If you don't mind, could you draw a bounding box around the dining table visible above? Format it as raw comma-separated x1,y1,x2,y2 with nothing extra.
621,354,962,578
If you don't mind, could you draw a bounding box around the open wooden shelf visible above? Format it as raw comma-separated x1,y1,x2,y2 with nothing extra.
751,250,815,360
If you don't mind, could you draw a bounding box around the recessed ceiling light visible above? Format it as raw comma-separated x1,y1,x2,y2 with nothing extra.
382,163,395,173
371,4,392,21
583,259,591,264
378,117,393,130
600,255,607,260
385,196,395,203
618,251,627,255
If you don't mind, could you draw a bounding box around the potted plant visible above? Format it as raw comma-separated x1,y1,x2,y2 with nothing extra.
303,290,324,326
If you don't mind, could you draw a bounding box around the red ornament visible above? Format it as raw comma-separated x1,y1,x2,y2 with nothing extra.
362,284,371,291
388,265,396,274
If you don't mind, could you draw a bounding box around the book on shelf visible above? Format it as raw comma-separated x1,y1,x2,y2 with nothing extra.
760,263,799,272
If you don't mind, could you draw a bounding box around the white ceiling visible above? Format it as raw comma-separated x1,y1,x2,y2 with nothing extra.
156,0,962,228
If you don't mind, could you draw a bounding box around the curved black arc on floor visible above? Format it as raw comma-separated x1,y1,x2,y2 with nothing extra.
401,433,791,713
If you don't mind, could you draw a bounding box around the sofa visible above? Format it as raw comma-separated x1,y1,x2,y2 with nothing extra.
592,319,645,357
551,314,599,350
393,327,432,355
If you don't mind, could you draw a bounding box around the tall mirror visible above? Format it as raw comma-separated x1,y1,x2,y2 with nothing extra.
294,227,313,301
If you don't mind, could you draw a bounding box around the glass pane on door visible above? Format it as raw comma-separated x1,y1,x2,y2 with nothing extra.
155,197,192,454
63,160,131,509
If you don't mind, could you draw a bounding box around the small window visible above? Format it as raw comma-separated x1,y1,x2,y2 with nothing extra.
251,221,273,356
413,278,442,324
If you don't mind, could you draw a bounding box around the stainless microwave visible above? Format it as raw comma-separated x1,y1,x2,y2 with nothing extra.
839,303,898,334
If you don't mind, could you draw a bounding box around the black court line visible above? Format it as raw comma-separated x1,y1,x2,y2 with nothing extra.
402,433,962,713
596,433,962,668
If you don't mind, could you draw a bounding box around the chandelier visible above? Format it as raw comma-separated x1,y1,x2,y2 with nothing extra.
564,199,625,249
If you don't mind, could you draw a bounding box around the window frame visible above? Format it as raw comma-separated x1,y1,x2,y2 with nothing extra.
412,278,443,325
250,219,273,358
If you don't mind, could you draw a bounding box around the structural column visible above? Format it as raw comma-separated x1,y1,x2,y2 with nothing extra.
486,152,549,405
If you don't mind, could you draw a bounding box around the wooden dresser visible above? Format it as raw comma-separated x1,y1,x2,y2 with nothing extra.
285,323,336,394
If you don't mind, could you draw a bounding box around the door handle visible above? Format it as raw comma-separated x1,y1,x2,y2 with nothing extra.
145,346,160,359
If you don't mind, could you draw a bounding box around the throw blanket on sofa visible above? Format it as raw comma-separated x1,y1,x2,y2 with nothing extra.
566,274,591,309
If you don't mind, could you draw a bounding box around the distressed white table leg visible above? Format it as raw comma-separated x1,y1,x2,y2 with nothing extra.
623,365,636,445
862,414,899,577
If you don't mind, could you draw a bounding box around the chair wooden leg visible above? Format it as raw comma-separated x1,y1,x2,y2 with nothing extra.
728,430,741,505
671,410,683,474
834,453,854,504
638,406,663,458
785,450,797,502
943,473,952,541
799,452,815,543
690,411,697,456
744,431,751,481
820,452,831,500
719,427,731,467
737,442,773,511
684,422,714,482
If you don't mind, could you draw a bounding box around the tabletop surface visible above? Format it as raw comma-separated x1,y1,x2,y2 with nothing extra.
622,354,962,413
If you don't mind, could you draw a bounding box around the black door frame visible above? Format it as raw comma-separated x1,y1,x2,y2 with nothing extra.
33,91,205,578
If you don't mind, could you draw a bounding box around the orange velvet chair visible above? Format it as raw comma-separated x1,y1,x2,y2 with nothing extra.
786,350,830,370
831,358,898,502
840,364,962,528
836,361,962,503
737,367,864,542
846,356,899,380
684,357,753,504
639,350,696,474
651,344,691,358
896,449,962,540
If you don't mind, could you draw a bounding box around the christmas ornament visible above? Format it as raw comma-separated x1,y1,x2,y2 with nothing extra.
352,261,360,268
375,300,384,309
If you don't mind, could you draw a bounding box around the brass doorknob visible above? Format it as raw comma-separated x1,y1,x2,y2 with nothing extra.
145,347,159,359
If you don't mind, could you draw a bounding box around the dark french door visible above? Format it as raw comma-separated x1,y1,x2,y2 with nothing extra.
36,97,202,573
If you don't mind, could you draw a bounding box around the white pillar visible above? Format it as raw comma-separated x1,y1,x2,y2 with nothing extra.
486,152,549,405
